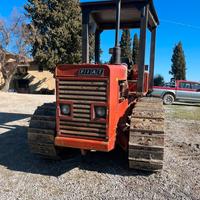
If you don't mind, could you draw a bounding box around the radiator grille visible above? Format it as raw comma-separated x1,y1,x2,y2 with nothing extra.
58,79,108,139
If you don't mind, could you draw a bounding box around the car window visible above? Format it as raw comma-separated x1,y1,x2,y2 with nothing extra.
191,83,200,90
164,82,175,88
179,82,191,89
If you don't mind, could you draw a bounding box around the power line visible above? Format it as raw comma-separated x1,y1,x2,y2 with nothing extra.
160,19,200,30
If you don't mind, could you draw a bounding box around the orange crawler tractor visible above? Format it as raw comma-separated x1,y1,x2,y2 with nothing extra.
28,0,165,171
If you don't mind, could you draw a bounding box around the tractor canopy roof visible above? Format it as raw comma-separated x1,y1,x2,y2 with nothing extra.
80,0,159,31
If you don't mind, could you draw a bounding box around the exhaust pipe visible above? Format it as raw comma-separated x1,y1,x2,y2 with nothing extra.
112,0,121,64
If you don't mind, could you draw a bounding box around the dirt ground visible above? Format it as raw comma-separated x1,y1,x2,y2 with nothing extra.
0,92,199,200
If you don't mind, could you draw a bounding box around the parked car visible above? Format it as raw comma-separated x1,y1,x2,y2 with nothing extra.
163,82,175,88
151,80,200,105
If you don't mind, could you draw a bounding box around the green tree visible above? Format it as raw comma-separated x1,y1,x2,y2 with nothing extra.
169,42,186,80
154,74,165,86
120,29,132,60
89,33,101,63
25,0,82,72
132,33,139,65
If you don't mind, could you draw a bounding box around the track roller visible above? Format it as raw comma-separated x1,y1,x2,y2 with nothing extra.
129,97,165,171
28,103,60,159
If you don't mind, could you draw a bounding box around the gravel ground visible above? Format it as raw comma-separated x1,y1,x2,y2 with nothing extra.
0,92,199,200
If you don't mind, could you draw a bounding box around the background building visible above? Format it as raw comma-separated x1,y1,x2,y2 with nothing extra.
0,51,55,94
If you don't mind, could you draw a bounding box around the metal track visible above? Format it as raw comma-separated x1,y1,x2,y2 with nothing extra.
28,103,59,159
129,97,165,171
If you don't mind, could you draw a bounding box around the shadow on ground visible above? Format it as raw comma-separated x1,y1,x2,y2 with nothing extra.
0,112,151,177
173,102,200,107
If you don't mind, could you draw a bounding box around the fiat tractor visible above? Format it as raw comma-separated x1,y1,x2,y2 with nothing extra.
28,0,165,171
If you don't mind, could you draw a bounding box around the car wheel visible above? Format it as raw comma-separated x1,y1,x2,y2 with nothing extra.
163,94,174,105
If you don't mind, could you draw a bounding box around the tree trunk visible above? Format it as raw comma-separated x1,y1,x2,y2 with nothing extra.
1,75,13,92
1,61,18,92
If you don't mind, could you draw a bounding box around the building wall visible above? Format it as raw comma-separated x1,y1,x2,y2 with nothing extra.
0,53,56,93
27,70,55,93
27,61,55,93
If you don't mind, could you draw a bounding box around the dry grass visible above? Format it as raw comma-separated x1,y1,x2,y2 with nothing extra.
165,102,200,121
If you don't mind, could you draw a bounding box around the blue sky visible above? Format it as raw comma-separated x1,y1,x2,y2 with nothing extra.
0,0,200,82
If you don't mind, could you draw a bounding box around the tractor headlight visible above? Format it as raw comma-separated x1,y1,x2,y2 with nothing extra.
60,104,71,115
94,106,107,119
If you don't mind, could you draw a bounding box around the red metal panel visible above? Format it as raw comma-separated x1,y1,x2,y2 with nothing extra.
128,64,149,95
55,64,129,152
55,136,111,152
57,100,73,120
90,102,108,122
143,72,149,93
56,64,110,77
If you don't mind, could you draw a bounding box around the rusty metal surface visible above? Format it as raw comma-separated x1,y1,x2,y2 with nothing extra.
130,118,164,133
58,79,107,139
80,0,159,30
28,103,59,159
132,109,164,119
129,97,165,171
59,80,107,102
139,97,163,103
